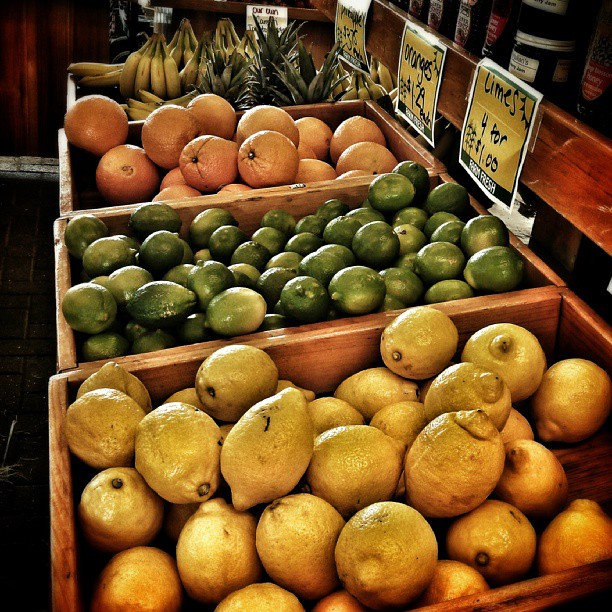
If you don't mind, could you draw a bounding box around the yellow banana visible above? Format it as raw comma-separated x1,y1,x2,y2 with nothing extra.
341,72,359,100
134,35,155,99
356,74,371,100
151,37,167,99
183,27,194,65
171,28,185,67
68,62,124,77
370,57,380,84
163,91,197,107
127,98,158,111
162,40,182,99
167,24,181,50
125,107,152,121
120,37,151,99
78,70,122,87
138,89,165,104
180,40,201,92
377,60,395,93
187,22,198,50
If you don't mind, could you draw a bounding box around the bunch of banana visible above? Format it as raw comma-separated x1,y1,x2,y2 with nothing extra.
180,32,209,93
67,62,125,87
124,90,198,121
369,56,397,93
341,71,388,101
213,18,242,62
167,19,199,70
332,62,350,98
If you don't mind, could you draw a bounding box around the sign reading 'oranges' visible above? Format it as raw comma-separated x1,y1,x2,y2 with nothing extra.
335,0,372,74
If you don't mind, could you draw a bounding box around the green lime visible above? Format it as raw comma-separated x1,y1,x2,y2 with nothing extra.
298,250,346,288
187,260,235,309
128,202,182,239
322,215,363,248
126,281,197,328
430,220,466,245
194,249,212,264
175,313,214,344
368,172,415,212
280,276,330,324
265,251,304,272
260,209,297,236
328,266,386,315
392,207,429,230
206,287,267,336
82,332,130,362
132,329,176,354
256,267,298,307
361,198,373,209
62,282,117,334
315,244,357,267
273,300,285,315
258,313,290,331
378,295,407,312
230,240,271,271
162,264,195,287
82,236,137,278
463,246,524,293
251,227,287,256
107,265,154,307
229,263,261,289
90,275,111,290
116,235,141,252
395,252,418,271
460,215,510,257
424,280,475,304
424,182,470,218
379,267,424,306
284,232,324,256
208,225,248,263
423,212,461,239
394,224,428,255
138,230,185,276
124,320,149,343
414,242,466,286
295,215,327,237
64,214,109,259
393,160,430,204
189,208,237,249
315,199,350,222
352,221,400,269
180,239,194,264
345,207,386,224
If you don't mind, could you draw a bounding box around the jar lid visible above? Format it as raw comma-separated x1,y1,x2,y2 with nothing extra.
515,30,576,52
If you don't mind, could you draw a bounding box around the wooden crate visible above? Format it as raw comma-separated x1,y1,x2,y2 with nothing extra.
54,173,565,372
48,287,612,611
57,100,446,215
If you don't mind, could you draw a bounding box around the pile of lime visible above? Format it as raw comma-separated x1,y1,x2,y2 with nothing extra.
61,161,523,361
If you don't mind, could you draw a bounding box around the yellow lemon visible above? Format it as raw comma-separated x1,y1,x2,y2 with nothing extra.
215,583,304,611
163,387,205,411
307,397,365,436
500,407,534,445
369,401,428,454
415,560,490,606
276,379,316,401
163,502,200,542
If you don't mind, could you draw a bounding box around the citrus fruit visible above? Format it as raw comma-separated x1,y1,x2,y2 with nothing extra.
368,172,415,212
378,295,406,311
138,230,185,276
106,266,153,307
216,583,304,611
295,159,337,183
257,266,298,307
153,184,201,201
307,397,365,435
280,275,330,323
369,400,428,454
206,287,267,336
127,280,196,328
392,206,429,230
345,206,386,224
500,408,534,445
316,198,350,222
298,142,317,159
190,208,237,249
260,208,297,236
175,313,212,344
236,105,299,146
129,201,182,238
163,387,205,411
285,232,324,256
328,265,386,315
163,503,200,543
82,332,130,361
424,182,471,217
393,223,428,254
393,160,430,203
230,240,272,270
415,241,466,285
208,225,248,262
461,214,510,257
415,560,490,606
276,380,315,401
259,313,289,331
251,226,287,256
352,221,400,269
335,142,398,176
179,135,239,192
162,263,194,287
187,260,235,309
424,279,474,303
229,262,260,289
187,93,237,139
336,169,373,179
464,246,524,292
62,282,117,334
312,590,368,611
82,236,138,277
430,219,466,244
295,214,327,237
394,251,418,270
160,166,187,190
64,214,109,259
379,267,424,306
123,320,149,344
218,183,253,193
322,215,363,248
193,249,212,264
316,243,356,267
423,211,461,238
298,250,346,288
295,116,333,160
330,116,386,163
132,329,176,353
265,251,303,272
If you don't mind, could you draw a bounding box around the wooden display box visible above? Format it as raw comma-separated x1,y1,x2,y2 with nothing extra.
54,173,564,373
58,100,446,215
49,288,612,611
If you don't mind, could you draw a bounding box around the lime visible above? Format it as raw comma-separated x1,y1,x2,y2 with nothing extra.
81,332,129,362
180,239,194,264
424,279,475,304
116,235,141,252
107,265,154,307
206,287,267,336
295,215,327,237
189,208,237,249
82,236,137,278
126,281,197,329
251,227,287,256
463,246,524,293
460,215,510,257
352,221,400,269
280,276,330,323
265,251,303,273
230,240,271,271
315,244,357,267
124,320,149,343
256,267,298,307
378,294,407,312
394,224,428,255
368,172,415,212
162,264,195,287
175,313,214,344
62,282,117,334
316,199,350,222
393,160,430,204
395,252,418,271
259,313,290,331
129,202,182,238
345,207,386,224
90,275,111,290
392,207,429,231
322,215,363,248
273,300,285,315
424,182,470,218
414,242,466,286
328,266,386,315
379,267,424,306
260,209,296,236
138,230,185,276
284,232,324,256
132,329,176,354
187,260,235,309
64,214,109,259
430,220,466,245
423,212,461,239
208,225,248,263
298,250,346,288
361,198,373,209
194,249,212,264
229,263,260,289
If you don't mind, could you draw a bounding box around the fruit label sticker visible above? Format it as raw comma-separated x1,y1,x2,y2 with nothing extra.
246,5,288,33
335,0,372,73
396,21,447,147
460,58,543,209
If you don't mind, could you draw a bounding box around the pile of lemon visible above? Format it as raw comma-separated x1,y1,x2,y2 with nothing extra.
64,306,612,610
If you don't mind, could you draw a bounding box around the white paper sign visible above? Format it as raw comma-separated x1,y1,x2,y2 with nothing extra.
246,5,288,32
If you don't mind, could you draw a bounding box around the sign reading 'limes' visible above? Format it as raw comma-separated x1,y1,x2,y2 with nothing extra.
335,0,372,73
396,21,447,147
460,58,543,209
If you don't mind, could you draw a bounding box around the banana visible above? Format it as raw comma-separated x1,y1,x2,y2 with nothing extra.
68,62,124,77
171,27,185,67
163,91,197,107
183,26,194,65
363,73,387,100
126,107,152,121
78,70,122,87
341,72,358,100
150,37,167,99
167,24,181,51
162,40,182,99
377,60,395,94
180,38,202,92
120,37,151,99
370,57,380,85
138,89,165,104
187,22,198,51
134,37,155,99
356,73,371,100
127,98,158,111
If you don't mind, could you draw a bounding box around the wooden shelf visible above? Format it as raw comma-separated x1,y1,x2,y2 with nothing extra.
312,0,612,257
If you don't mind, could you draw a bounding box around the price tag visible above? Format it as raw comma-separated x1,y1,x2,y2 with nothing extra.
396,21,447,147
246,5,288,33
460,58,543,210
335,0,372,74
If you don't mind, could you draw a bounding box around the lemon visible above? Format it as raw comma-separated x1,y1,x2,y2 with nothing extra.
464,246,524,293
138,230,185,276
107,265,154,307
280,275,330,323
135,402,222,504
393,223,428,254
531,358,611,443
230,240,272,270
163,387,205,411
335,501,438,609
251,226,288,256
415,560,490,606
162,263,195,287
163,503,200,543
195,344,278,422
424,279,474,304
131,329,176,353
260,208,297,236
256,494,345,599
221,388,314,510
64,214,109,259
216,583,304,611
176,498,263,605
500,407,534,445
369,401,428,454
461,214,509,257
64,388,146,469
276,379,316,401
62,282,117,334
328,266,386,315
208,225,248,262
405,410,505,517
446,499,537,585
311,590,367,611
415,241,466,286
129,201,182,238
190,208,237,249
307,397,365,435
461,322,547,402
82,236,138,277
206,287,267,336
306,425,403,518
379,267,424,306
316,198,350,222
368,172,415,212
78,467,163,553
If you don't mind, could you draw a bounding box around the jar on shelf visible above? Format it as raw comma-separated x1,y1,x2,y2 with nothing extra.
454,0,494,55
482,0,522,67
428,0,461,39
409,0,431,22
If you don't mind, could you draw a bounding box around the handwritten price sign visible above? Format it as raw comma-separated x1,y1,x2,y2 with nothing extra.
335,0,372,73
396,21,447,147
460,59,543,209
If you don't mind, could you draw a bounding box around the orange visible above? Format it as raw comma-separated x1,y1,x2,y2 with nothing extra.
96,144,160,206
298,142,317,160
296,117,333,160
335,142,398,176
179,135,239,193
160,167,187,190
236,105,300,147
219,183,254,193
187,93,237,140
295,159,337,183
141,104,199,170
330,116,386,164
312,589,368,611
336,170,373,180
238,130,299,188
64,94,128,157
153,185,201,202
